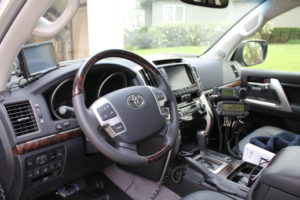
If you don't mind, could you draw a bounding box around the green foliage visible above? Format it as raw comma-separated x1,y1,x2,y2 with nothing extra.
254,22,274,40
269,28,300,43
287,40,300,44
125,23,231,49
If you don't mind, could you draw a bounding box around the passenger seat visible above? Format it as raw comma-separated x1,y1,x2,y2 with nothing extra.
238,126,286,152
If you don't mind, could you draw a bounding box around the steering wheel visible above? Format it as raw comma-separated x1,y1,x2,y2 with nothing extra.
72,49,179,166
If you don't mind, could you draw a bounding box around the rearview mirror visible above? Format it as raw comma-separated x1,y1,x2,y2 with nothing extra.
233,40,268,67
181,0,229,8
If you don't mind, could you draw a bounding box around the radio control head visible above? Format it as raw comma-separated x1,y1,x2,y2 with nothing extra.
238,88,247,99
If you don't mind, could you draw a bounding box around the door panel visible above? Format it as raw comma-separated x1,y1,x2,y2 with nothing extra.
241,69,300,133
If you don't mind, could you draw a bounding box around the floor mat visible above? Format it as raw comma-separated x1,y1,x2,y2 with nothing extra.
34,173,132,200
103,165,181,200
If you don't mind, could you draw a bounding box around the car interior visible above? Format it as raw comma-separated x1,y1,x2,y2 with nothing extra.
0,0,300,200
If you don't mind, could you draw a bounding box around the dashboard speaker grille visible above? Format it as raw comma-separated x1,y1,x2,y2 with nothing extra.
5,101,39,136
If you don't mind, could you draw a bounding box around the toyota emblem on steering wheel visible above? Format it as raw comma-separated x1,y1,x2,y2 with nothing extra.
127,94,145,108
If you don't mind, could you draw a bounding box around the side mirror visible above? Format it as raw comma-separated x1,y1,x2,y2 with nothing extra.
181,0,228,8
233,40,268,67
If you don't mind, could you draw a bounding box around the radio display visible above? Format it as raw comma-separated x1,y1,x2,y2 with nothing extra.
222,103,245,112
221,88,236,97
164,65,192,90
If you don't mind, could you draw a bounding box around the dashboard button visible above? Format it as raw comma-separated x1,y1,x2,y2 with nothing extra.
63,122,70,128
26,171,34,181
26,158,34,169
56,162,63,170
56,149,64,159
49,152,56,161
112,123,125,133
36,155,48,166
42,165,49,174
56,123,63,131
34,168,42,177
49,163,56,171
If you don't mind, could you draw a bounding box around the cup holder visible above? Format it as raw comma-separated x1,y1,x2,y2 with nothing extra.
227,162,262,187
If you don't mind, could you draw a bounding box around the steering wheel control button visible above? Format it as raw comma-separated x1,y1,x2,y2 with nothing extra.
98,103,117,121
112,122,125,133
153,90,166,101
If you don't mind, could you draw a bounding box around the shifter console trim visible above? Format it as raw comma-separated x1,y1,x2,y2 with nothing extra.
193,153,229,174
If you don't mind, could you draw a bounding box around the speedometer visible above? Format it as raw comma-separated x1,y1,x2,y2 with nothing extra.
97,72,128,98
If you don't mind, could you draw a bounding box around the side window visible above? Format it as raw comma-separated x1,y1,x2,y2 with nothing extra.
248,8,300,72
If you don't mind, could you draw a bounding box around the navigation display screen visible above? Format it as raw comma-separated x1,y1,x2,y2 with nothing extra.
164,65,192,90
222,103,245,112
19,41,57,78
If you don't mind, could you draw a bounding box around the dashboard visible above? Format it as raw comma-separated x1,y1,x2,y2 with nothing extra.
0,56,240,200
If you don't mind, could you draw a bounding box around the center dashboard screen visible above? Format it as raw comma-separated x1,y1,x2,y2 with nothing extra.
164,65,192,90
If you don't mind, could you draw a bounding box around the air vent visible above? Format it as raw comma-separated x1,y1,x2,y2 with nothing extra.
5,101,39,136
230,64,240,78
139,69,156,86
153,58,183,66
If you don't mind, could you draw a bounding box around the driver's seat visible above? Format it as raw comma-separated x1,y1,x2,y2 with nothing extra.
182,190,234,200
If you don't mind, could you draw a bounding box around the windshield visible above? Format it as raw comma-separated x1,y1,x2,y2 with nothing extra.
27,0,264,63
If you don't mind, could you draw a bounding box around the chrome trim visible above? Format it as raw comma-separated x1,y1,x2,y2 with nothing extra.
127,94,145,109
246,78,292,113
147,86,169,121
132,65,147,86
89,98,126,138
194,154,228,174
4,100,41,138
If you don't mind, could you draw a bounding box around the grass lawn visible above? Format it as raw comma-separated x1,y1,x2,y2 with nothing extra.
132,44,300,72
251,44,300,72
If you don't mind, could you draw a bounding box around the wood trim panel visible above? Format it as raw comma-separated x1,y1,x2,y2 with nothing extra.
146,144,171,164
12,128,82,155
224,80,242,88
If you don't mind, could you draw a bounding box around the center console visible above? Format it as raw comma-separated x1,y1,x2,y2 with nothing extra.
158,63,206,121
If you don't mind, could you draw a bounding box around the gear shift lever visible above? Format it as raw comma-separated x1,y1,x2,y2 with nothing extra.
197,130,207,157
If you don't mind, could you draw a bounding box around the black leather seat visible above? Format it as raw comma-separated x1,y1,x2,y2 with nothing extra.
238,126,285,152
181,191,233,200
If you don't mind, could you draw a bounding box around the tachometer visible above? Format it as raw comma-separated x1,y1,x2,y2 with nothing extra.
50,78,73,120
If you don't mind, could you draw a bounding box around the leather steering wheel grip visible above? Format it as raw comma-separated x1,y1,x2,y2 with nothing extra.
72,49,179,166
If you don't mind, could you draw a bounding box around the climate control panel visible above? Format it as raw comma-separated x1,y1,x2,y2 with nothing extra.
24,147,66,186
